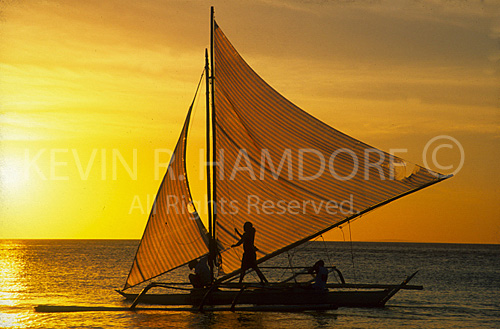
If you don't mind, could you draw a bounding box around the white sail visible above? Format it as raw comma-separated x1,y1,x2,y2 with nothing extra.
212,22,448,276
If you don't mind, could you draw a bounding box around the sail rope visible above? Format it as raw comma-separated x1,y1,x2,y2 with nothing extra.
282,243,310,282
276,242,306,282
339,222,357,284
188,70,205,127
348,220,357,284
278,235,333,283
320,234,343,284
286,252,297,283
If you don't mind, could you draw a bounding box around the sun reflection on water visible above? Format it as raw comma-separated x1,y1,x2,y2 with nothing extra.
0,241,33,328
0,241,27,307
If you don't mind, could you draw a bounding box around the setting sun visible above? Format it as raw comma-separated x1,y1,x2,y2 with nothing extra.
0,156,28,193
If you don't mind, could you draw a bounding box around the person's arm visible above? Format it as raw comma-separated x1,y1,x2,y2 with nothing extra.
231,228,244,247
308,263,319,277
232,236,243,248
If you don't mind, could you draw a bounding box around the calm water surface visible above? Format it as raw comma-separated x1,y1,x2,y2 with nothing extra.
0,240,499,328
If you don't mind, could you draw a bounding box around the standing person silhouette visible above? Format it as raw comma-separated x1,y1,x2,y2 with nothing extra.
231,221,268,284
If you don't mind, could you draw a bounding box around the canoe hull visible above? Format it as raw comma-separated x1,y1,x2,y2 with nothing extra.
118,287,396,308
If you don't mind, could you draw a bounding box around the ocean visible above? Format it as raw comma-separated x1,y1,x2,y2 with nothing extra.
0,240,498,328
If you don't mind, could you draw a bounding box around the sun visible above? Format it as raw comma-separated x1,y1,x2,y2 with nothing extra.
0,156,29,194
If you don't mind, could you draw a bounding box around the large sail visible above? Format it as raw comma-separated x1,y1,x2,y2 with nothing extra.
124,105,209,289
212,22,449,276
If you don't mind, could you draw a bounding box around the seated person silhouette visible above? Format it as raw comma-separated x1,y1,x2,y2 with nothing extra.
308,259,328,290
188,257,211,288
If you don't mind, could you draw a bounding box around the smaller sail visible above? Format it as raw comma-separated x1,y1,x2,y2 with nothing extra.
124,105,209,290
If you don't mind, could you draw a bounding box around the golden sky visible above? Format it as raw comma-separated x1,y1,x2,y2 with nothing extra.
1,0,499,243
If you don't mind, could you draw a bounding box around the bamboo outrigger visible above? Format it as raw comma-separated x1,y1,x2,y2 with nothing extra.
119,270,421,311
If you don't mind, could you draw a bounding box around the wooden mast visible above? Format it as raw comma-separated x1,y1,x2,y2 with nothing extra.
208,6,217,281
210,6,216,242
204,48,213,281
210,7,217,259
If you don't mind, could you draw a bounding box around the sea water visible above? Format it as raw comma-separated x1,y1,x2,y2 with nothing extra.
0,240,499,328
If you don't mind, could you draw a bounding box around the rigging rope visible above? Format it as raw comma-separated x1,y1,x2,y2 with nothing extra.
348,220,357,284
339,223,357,284
286,252,297,283
320,234,342,284
189,70,205,125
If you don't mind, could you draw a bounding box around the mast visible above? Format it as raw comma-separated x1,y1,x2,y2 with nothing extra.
210,7,217,257
208,6,217,281
204,49,213,281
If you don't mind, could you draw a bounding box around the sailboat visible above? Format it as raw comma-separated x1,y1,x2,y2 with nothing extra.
118,8,452,311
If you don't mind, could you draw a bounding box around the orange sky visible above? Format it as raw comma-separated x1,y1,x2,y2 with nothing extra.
1,1,499,243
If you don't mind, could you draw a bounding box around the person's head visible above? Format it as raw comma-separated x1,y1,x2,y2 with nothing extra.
188,259,198,270
315,260,325,268
243,221,253,232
